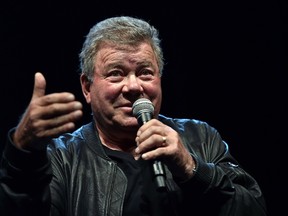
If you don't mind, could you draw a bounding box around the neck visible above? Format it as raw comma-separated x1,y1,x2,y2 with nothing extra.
96,124,137,154
101,137,136,153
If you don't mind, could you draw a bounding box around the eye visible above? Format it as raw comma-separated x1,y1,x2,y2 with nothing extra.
107,70,124,77
140,69,153,76
138,68,155,76
104,70,125,82
138,69,154,80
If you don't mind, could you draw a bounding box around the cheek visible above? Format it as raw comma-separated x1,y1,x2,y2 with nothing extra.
147,83,162,113
102,84,122,100
146,81,162,98
88,85,114,104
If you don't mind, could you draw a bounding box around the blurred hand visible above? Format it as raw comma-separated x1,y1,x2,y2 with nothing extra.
13,72,83,150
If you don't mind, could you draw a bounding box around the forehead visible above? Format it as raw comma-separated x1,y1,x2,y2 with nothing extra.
96,42,157,63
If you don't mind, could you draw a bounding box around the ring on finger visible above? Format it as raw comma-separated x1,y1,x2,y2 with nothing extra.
162,136,167,146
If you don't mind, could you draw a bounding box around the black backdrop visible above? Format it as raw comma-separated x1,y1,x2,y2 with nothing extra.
1,0,287,215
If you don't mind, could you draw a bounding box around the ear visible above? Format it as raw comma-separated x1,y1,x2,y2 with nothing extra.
80,73,91,103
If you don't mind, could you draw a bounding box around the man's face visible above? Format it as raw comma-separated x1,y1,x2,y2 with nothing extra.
81,42,162,135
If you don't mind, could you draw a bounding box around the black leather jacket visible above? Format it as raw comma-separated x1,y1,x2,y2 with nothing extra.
0,114,268,216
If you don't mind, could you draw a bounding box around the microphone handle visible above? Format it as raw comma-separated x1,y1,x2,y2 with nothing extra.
152,160,166,190
135,108,166,190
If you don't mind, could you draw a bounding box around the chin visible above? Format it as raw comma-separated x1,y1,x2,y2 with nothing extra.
126,119,139,127
114,115,137,126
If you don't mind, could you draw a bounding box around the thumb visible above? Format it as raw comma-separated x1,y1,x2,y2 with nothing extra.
31,72,46,99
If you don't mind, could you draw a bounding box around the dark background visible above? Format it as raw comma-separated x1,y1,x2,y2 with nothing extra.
0,0,287,215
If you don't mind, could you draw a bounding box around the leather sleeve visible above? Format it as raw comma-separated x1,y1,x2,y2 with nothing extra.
0,128,52,216
165,117,268,216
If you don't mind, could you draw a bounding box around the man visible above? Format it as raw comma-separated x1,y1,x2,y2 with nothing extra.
0,16,267,215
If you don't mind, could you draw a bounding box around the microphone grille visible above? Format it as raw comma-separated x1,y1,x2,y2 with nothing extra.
132,98,154,117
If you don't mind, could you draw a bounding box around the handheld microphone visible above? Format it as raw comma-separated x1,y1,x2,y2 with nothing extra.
132,98,166,190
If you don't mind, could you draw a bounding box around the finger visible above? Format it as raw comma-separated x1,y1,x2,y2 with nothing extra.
135,134,165,155
38,92,78,106
34,109,83,132
40,101,83,119
32,72,46,100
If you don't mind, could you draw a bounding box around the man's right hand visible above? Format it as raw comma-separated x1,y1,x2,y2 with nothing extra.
13,72,83,151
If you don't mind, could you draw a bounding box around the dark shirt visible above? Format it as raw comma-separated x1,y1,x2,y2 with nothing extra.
103,146,175,216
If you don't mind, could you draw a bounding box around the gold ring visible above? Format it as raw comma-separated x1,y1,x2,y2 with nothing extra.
162,136,166,144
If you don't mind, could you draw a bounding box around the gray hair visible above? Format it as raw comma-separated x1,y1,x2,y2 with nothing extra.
79,16,164,80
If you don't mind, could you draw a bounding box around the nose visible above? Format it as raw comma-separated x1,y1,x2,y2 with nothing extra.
122,74,143,93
